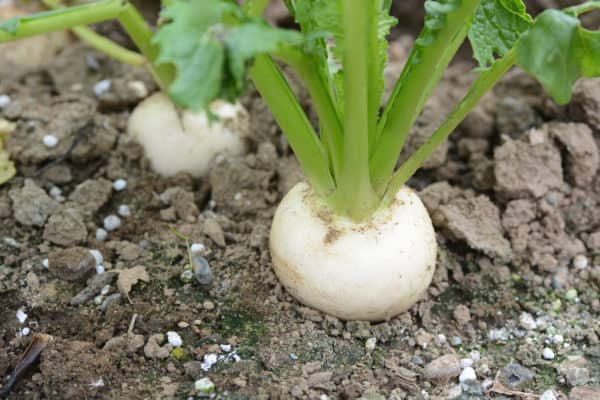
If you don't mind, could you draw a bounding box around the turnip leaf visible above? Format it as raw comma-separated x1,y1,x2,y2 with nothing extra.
152,0,301,110
468,0,531,68
516,9,600,104
0,17,20,34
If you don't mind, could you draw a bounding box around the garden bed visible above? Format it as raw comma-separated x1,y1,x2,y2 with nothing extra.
0,1,599,399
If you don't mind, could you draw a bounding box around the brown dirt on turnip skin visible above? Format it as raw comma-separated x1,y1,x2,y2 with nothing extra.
1,3,600,399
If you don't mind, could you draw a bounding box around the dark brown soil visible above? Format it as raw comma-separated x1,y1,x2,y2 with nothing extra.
0,1,599,400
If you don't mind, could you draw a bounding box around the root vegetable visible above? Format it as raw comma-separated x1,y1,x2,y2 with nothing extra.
128,93,249,178
269,182,437,321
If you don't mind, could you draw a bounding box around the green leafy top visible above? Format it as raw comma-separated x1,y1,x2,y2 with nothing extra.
152,0,301,110
468,0,532,68
516,9,600,104
289,0,396,116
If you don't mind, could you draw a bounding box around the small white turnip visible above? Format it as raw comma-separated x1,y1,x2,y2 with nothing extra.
269,182,437,321
128,93,249,178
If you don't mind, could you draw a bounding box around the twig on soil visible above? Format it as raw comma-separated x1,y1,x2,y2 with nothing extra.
0,333,52,398
128,313,138,336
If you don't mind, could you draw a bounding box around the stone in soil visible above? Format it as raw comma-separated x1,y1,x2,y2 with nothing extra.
43,208,87,246
559,356,590,386
571,78,600,130
144,334,171,359
48,247,97,283
9,179,58,227
497,363,534,389
423,354,460,384
103,334,145,354
494,137,563,199
569,386,600,400
422,183,511,261
70,271,118,305
548,122,599,187
160,187,198,222
68,178,113,216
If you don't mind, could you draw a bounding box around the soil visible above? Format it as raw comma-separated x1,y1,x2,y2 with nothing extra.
1,1,600,400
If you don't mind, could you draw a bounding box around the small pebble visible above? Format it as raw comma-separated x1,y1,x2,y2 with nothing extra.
118,204,131,217
459,367,476,383
540,390,557,400
96,228,108,242
112,179,127,191
167,331,183,347
469,351,481,362
220,344,232,352
190,243,205,254
49,186,62,199
488,328,508,341
203,300,215,310
447,384,462,399
127,80,148,98
542,348,555,360
95,265,105,275
16,308,27,324
94,295,104,305
0,94,11,108
42,134,58,148
519,312,537,331
192,255,213,286
20,327,30,337
103,215,121,231
194,377,215,394
100,293,122,312
573,255,588,270
201,353,218,371
93,79,111,97
460,358,474,369
42,259,49,269
365,337,377,351
437,334,447,344
89,249,103,266
290,353,299,360
180,269,194,283
552,334,564,345
85,53,100,70
451,336,463,346
100,285,111,296
565,288,578,301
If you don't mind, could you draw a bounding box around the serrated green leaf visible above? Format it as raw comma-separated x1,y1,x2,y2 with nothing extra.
152,0,301,110
517,9,600,104
0,17,20,35
225,23,303,91
468,0,532,68
293,0,396,114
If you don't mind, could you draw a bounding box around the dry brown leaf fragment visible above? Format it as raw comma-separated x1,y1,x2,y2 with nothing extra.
115,266,150,302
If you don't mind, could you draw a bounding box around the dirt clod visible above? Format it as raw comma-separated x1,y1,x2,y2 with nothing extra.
494,137,563,199
43,208,87,246
423,354,461,384
9,179,58,227
48,247,96,283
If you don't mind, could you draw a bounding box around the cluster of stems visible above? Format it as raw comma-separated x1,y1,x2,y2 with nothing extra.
0,0,521,220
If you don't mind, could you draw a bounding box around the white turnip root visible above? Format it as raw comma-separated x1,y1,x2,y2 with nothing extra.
128,93,249,178
270,182,437,321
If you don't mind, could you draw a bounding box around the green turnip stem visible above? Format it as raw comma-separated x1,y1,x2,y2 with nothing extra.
275,47,344,182
250,55,336,198
565,0,600,16
335,0,379,221
382,50,517,205
369,0,481,195
0,0,171,91
42,0,146,67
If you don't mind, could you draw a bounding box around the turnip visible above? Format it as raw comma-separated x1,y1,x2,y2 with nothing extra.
128,93,249,177
1,0,599,320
